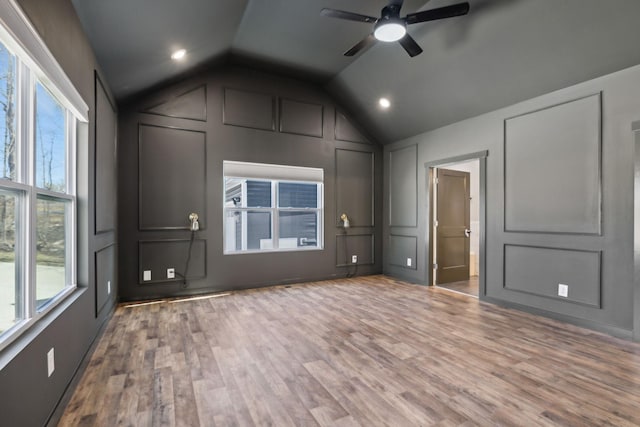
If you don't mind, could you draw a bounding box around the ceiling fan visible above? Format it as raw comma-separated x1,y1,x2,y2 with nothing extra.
321,1,470,57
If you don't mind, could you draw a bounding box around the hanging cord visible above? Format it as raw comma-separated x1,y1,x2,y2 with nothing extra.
177,229,196,289
343,228,357,278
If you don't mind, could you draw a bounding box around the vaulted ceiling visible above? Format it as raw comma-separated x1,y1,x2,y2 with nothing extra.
71,0,640,143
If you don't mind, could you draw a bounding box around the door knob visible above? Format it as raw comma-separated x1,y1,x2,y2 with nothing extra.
464,229,471,237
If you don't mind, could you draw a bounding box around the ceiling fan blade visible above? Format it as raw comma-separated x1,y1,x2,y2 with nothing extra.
344,34,377,56
405,2,470,25
398,34,423,57
321,8,377,24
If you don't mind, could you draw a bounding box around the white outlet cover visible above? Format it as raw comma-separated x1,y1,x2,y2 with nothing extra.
143,270,151,281
352,255,358,264
167,268,175,279
558,283,569,298
407,258,412,267
47,348,55,377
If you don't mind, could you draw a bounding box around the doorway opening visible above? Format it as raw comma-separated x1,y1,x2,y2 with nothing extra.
426,151,487,298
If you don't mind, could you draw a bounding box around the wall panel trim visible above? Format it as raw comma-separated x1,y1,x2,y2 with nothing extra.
503,93,602,235
222,87,275,131
335,148,375,228
278,98,324,138
138,123,207,230
95,243,116,317
138,239,207,285
502,243,602,308
388,234,418,269
389,145,418,228
94,71,117,235
335,233,374,267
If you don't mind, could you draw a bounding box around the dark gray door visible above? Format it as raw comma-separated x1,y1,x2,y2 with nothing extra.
436,168,470,284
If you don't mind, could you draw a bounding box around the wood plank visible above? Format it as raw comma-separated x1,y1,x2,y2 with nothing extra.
58,275,640,426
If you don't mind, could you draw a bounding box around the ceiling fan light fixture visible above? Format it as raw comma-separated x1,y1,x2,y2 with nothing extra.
374,21,406,42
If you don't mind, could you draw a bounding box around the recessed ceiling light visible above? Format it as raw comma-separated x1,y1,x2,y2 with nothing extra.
379,98,391,109
171,49,186,61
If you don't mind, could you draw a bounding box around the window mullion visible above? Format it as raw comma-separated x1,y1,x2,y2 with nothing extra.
273,181,278,250
20,65,36,319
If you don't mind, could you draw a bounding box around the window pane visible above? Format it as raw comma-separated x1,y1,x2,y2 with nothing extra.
247,211,272,249
246,180,271,207
0,191,20,334
225,178,243,208
35,83,66,191
279,211,319,248
36,197,67,308
224,210,272,252
0,43,17,181
278,182,318,208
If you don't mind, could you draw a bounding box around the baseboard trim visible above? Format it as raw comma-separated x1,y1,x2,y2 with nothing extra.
482,296,634,341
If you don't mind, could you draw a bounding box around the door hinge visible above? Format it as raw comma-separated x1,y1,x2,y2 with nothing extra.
434,219,438,227
435,178,439,185
433,263,438,270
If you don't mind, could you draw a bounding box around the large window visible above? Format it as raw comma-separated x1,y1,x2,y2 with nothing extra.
0,2,86,350
224,161,323,253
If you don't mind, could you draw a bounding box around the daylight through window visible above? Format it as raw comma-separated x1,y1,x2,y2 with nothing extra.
0,8,84,350
224,161,324,253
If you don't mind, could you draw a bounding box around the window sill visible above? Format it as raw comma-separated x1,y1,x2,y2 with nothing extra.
0,285,85,370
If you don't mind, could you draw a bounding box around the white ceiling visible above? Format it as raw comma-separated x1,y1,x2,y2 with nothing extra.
71,0,640,143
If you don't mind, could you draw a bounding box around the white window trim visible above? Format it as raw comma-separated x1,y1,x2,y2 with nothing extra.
0,1,88,121
223,161,324,255
0,0,85,352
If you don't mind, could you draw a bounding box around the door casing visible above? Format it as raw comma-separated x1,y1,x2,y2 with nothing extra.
425,151,488,297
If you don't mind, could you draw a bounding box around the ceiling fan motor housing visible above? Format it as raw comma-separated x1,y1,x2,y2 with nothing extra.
375,4,406,42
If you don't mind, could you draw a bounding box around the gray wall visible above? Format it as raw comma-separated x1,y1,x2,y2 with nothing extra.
0,1,118,425
384,64,640,339
118,65,382,301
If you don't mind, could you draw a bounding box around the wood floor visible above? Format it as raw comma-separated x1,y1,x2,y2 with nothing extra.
58,275,640,426
437,276,479,297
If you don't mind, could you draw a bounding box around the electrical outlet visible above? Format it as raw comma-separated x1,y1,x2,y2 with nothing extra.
47,348,55,377
407,258,412,267
143,270,151,281
167,268,175,279
351,255,358,264
558,283,569,298
107,280,111,294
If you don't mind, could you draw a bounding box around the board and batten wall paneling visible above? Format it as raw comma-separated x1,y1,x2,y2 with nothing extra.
141,85,207,121
389,145,417,227
223,87,275,131
335,149,374,227
94,72,117,234
388,235,417,269
336,233,374,266
138,124,206,230
504,244,601,307
139,239,206,284
504,94,602,234
279,98,323,137
95,243,116,316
